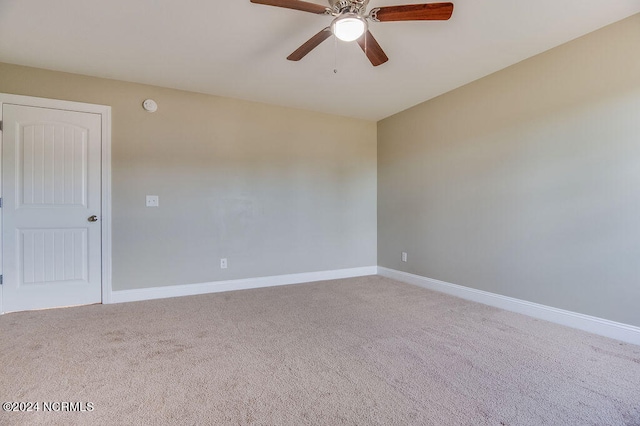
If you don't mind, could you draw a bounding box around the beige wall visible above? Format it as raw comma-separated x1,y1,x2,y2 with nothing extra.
378,14,640,326
0,63,377,290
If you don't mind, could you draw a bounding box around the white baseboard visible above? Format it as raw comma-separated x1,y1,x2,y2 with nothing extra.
378,267,640,346
109,265,640,345
110,266,378,304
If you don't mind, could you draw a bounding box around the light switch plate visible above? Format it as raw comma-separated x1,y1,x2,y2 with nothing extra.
146,195,159,207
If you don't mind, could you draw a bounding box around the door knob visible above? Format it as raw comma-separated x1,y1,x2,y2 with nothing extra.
88,215,98,222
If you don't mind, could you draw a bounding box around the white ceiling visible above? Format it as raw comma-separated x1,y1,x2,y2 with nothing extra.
0,1,639,121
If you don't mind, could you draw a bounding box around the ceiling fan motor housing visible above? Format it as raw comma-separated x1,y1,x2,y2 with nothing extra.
329,0,368,15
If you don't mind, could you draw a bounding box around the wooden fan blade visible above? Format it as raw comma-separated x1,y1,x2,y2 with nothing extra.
357,30,389,66
371,2,453,22
287,27,332,61
250,0,328,14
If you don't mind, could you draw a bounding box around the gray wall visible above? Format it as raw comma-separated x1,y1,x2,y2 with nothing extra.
378,14,640,327
0,63,377,291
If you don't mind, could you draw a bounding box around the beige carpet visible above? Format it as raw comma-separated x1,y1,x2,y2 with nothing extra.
1,275,639,425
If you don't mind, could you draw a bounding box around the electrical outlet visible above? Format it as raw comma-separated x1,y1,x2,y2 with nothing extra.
146,195,159,207
220,258,227,269
401,252,408,262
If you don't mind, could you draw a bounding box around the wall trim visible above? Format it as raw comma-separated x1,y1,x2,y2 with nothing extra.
110,266,378,304
378,267,640,346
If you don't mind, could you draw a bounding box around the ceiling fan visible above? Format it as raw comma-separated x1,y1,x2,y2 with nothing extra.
250,0,454,66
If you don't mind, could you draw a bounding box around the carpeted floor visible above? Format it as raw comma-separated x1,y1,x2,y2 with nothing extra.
1,275,639,425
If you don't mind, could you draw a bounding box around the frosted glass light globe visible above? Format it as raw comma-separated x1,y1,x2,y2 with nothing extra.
332,14,367,42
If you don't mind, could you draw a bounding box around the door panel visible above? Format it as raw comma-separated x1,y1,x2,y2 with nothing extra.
2,104,102,312
19,122,88,207
20,228,87,284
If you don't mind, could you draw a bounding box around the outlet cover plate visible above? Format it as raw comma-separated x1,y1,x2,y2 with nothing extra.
146,195,159,207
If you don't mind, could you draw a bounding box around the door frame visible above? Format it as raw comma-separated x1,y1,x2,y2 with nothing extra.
0,93,112,313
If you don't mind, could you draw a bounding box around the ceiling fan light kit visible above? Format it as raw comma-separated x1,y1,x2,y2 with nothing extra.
250,0,453,66
332,13,367,41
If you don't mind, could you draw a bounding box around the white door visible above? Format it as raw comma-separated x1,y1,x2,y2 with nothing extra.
2,104,102,312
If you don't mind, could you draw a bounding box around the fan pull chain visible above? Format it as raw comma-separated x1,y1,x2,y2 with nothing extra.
333,34,338,74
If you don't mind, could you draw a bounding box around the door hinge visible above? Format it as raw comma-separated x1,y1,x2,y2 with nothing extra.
0,275,3,285
0,197,2,208
0,120,3,131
